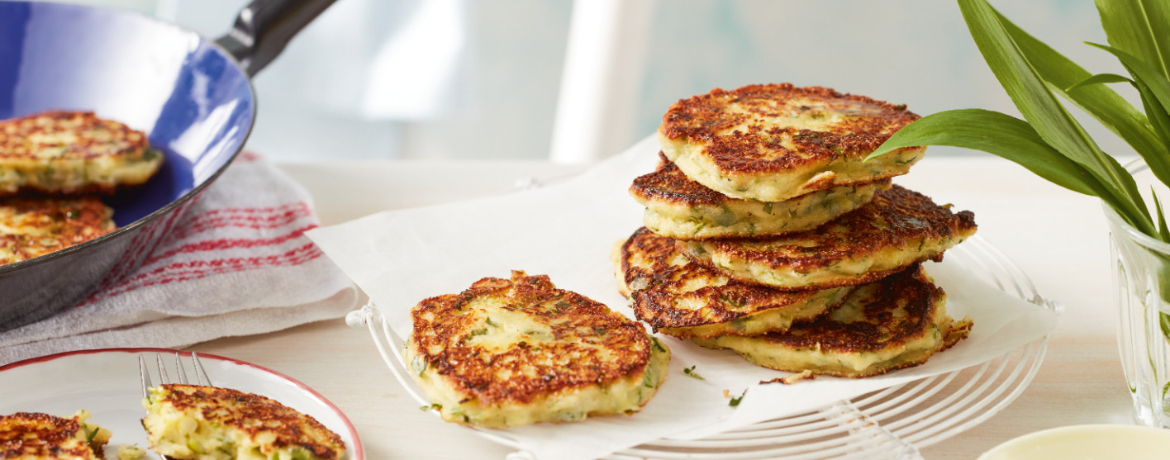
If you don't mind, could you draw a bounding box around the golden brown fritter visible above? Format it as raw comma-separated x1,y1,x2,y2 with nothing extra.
657,83,924,201
0,411,110,460
630,152,890,239
694,265,973,378
615,227,852,339
679,185,977,290
142,384,345,460
0,196,115,265
0,110,163,195
407,270,670,427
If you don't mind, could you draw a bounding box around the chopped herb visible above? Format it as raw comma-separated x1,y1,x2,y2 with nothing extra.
651,337,666,353
763,202,773,214
85,425,98,443
683,365,706,380
484,316,499,328
729,389,747,407
420,403,442,412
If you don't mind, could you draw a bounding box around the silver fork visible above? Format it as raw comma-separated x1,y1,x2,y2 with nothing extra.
138,352,214,397
138,353,213,460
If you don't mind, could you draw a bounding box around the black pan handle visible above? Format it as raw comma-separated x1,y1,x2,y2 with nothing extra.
214,0,337,77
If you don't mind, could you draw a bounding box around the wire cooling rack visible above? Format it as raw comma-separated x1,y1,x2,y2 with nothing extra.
346,235,1056,460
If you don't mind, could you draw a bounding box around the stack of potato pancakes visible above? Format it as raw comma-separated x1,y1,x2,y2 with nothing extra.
614,83,976,379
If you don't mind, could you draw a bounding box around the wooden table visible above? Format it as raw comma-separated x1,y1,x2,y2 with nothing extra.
190,155,1134,459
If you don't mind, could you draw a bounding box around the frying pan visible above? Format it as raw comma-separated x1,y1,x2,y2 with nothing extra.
0,0,336,331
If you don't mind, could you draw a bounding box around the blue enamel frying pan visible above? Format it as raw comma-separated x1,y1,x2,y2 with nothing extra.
0,0,336,331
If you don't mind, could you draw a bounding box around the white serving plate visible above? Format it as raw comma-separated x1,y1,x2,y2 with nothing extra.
0,348,363,460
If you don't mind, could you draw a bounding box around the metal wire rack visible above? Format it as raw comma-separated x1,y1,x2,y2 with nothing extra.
347,235,1055,460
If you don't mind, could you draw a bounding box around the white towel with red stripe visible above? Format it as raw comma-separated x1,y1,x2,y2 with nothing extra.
0,152,358,365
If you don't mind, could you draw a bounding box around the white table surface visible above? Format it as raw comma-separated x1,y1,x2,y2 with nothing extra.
187,154,1132,459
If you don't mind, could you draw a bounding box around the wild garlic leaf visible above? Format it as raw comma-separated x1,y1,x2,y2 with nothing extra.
1135,78,1170,150
1086,42,1170,190
1095,0,1170,80
959,0,1137,209
1154,189,1170,241
997,10,1164,169
870,109,1108,197
1067,73,1133,92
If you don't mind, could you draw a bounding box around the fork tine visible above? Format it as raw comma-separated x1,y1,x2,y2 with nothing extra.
174,353,188,385
138,355,152,398
191,352,212,387
155,354,169,384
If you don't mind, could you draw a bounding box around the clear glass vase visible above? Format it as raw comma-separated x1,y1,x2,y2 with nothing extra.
1108,200,1170,428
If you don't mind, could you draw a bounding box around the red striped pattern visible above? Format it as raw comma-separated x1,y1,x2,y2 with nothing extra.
81,242,324,306
79,156,328,306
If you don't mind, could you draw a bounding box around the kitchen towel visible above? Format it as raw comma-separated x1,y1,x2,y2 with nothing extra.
0,152,358,365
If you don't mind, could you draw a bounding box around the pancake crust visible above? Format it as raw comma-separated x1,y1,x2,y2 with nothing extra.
407,270,670,428
0,110,163,195
142,384,345,460
680,185,976,290
658,83,924,201
693,265,973,378
631,153,890,239
0,196,115,265
0,411,111,460
615,227,852,339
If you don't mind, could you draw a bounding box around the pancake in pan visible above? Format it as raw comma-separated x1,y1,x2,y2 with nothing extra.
0,110,163,195
0,196,115,265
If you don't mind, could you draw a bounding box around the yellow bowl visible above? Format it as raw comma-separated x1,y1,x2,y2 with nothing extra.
978,424,1170,460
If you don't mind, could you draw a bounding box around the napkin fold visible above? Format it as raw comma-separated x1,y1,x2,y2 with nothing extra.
0,152,358,366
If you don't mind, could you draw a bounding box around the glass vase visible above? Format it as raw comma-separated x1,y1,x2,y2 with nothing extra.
1108,201,1170,428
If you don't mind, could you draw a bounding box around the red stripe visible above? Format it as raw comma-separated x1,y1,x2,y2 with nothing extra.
236,151,262,163
171,204,313,240
141,224,319,267
80,243,324,305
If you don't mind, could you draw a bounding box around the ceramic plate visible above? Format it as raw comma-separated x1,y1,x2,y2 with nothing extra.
0,348,363,460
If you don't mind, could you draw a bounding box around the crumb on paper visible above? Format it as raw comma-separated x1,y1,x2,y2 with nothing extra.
117,443,146,460
760,370,816,385
722,389,730,398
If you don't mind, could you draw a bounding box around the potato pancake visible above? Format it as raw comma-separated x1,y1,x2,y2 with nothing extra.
0,410,111,460
679,185,976,290
631,153,890,239
614,227,852,339
141,384,346,460
0,110,163,195
694,265,973,378
0,196,114,265
658,83,923,202
406,270,670,428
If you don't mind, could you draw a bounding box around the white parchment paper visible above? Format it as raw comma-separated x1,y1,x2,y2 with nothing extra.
306,136,1059,460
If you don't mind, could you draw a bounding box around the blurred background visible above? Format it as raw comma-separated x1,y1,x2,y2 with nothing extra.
47,0,1126,162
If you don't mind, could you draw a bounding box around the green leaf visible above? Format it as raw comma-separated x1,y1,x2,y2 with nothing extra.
1067,73,1133,92
1154,189,1170,241
960,1,1142,215
871,109,1104,196
1086,42,1170,189
1096,0,1170,80
1135,77,1170,150
997,11,1165,173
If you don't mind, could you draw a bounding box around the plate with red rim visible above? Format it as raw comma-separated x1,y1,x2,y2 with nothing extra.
0,347,363,460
